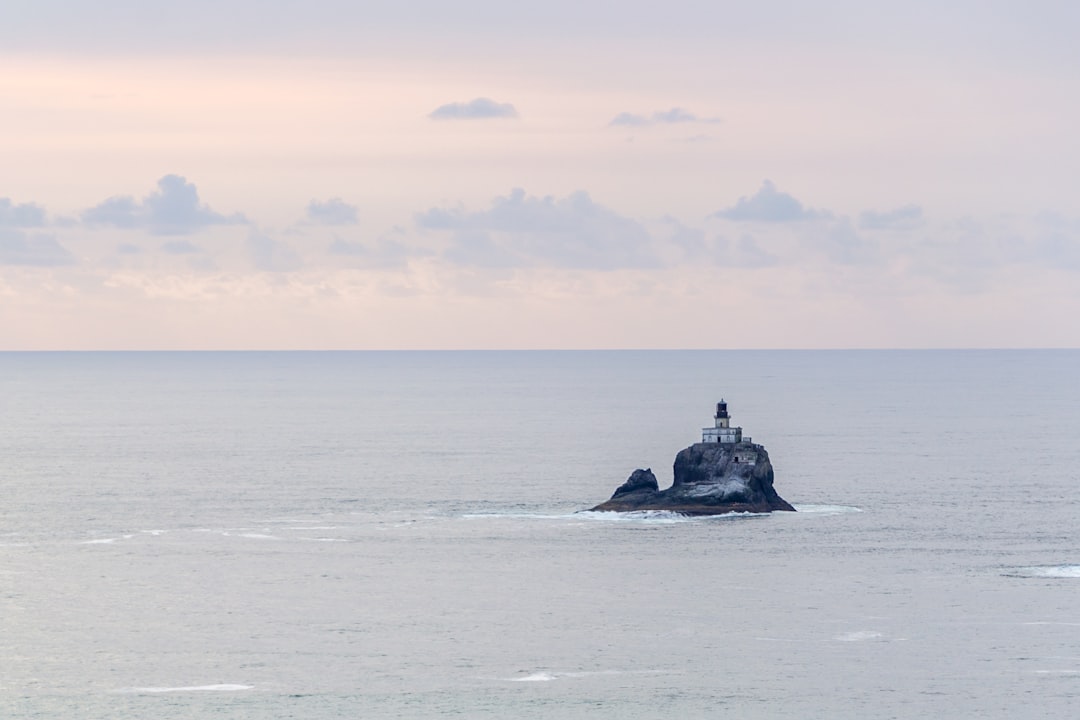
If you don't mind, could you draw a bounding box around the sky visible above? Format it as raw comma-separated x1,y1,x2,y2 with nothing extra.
3,0,1079,349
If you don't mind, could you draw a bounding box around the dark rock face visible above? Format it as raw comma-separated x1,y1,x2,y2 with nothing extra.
591,442,795,515
612,468,660,497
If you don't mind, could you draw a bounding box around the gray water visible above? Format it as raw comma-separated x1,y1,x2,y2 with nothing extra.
2,350,1078,718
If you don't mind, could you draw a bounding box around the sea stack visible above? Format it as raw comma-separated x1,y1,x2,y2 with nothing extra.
591,400,795,515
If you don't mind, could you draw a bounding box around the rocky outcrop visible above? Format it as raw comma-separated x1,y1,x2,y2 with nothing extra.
591,441,795,515
611,468,660,497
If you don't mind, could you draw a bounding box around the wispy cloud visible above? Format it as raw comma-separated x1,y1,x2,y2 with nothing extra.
82,175,246,235
0,198,47,228
246,230,301,272
609,107,721,127
0,230,75,266
327,234,415,269
720,235,782,268
713,180,822,222
859,205,923,230
814,219,879,266
417,188,659,270
306,198,358,225
162,239,201,255
429,97,519,120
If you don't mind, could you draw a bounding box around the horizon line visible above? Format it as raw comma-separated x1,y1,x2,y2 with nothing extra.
0,347,1076,353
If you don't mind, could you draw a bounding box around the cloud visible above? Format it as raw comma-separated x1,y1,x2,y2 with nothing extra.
609,107,722,127
416,188,659,270
662,218,707,255
327,234,415,269
82,175,245,235
609,112,650,127
246,230,301,272
931,215,1080,274
815,219,879,265
661,217,764,268
162,239,201,255
706,186,886,266
0,230,75,266
730,235,781,268
1031,229,1080,271
0,198,47,228
307,198,358,225
654,108,718,124
326,238,366,256
442,230,523,268
859,205,923,230
676,226,779,268
429,97,519,120
713,180,821,222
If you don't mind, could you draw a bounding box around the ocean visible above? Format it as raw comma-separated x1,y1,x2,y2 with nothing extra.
2,350,1078,718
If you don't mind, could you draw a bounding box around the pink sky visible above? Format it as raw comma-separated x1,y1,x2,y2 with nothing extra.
3,1,1079,348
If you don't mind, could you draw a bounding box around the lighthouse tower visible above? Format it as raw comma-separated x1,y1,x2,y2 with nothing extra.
702,399,743,445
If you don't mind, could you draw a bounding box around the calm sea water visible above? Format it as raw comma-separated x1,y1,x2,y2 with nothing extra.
2,350,1078,719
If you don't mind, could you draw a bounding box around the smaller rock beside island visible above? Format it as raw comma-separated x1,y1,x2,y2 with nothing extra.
591,401,795,516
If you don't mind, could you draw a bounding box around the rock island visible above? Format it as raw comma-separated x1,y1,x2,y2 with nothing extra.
591,400,795,515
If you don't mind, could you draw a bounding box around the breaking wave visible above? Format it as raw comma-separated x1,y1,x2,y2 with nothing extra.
1005,565,1080,579
510,672,559,682
78,534,136,545
835,631,884,642
791,505,862,514
463,510,761,524
504,669,672,682
114,684,253,693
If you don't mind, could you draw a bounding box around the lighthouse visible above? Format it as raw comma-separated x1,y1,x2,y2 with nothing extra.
702,399,743,445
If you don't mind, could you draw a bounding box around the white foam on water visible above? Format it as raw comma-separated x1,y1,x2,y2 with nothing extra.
464,507,855,524
510,672,558,682
585,510,766,523
220,531,279,540
1032,670,1080,675
792,504,863,515
835,631,884,642
78,534,135,545
505,669,672,682
562,669,669,678
566,510,696,524
298,537,347,542
464,510,759,525
113,684,253,693
1006,565,1080,578
461,512,583,521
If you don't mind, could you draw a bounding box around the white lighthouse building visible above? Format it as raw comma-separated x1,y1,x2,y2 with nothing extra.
702,399,744,445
